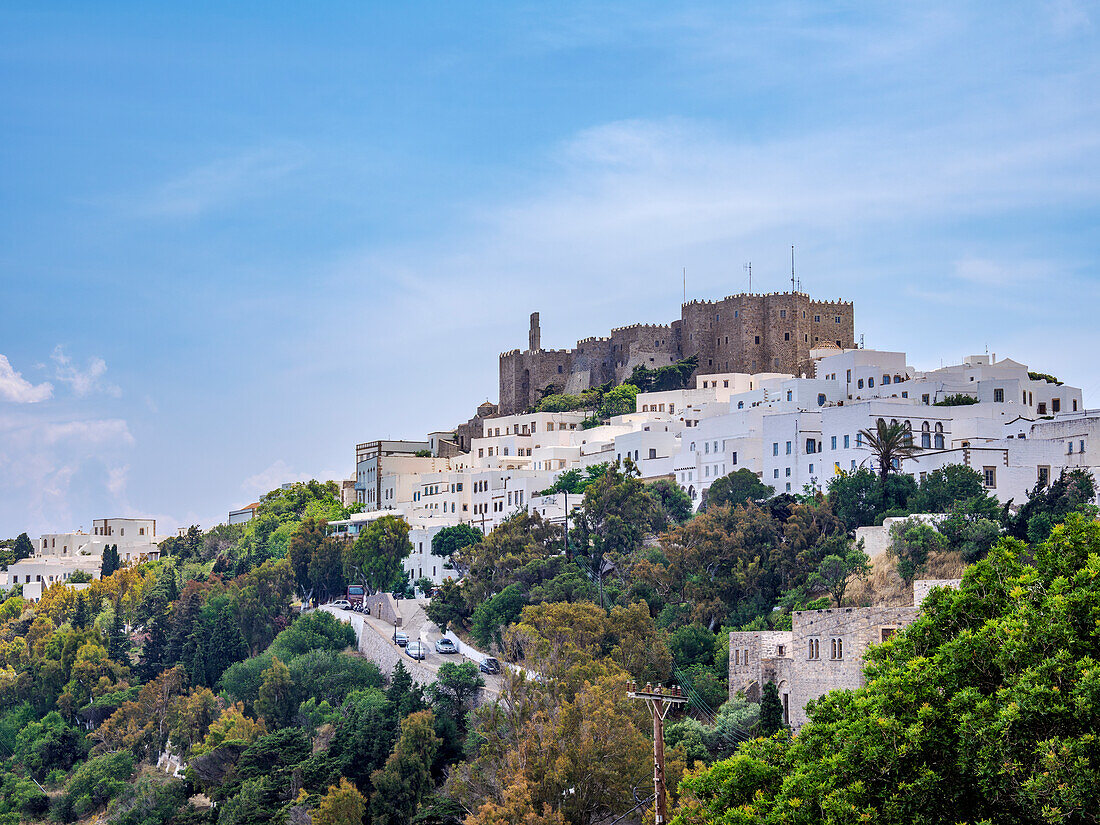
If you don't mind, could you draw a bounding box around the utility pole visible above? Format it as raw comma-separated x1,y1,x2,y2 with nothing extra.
627,681,688,825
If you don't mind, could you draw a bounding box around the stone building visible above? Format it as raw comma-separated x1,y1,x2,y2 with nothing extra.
499,292,855,414
728,579,958,729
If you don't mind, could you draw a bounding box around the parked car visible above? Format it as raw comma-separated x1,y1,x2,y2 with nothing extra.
393,631,409,647
405,641,426,660
331,599,352,610
479,657,501,675
434,638,457,654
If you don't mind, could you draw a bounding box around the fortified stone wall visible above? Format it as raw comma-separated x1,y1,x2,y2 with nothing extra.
497,291,854,414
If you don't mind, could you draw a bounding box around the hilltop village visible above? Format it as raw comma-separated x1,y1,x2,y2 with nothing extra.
3,286,1098,825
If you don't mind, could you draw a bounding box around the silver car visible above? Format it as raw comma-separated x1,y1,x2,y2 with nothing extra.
405,640,426,660
434,638,458,654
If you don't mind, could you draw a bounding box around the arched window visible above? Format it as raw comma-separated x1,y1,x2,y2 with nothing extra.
869,377,875,387
857,379,864,389
894,374,902,384
934,422,945,449
690,442,696,452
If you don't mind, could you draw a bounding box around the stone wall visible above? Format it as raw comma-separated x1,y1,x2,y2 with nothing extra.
357,623,436,684
913,578,962,608
366,593,403,627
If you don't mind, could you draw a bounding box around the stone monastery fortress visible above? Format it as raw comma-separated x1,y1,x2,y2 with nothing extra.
499,291,855,414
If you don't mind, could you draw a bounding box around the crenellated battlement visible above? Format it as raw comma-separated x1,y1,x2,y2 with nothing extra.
500,349,522,358
610,322,674,333
577,336,612,345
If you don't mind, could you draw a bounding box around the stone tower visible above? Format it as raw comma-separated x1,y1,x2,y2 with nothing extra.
529,312,541,351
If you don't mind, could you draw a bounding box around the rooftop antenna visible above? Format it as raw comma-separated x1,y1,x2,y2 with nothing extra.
683,267,686,304
744,261,752,293
791,245,796,293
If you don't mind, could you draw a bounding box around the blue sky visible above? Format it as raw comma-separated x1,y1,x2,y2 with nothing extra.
1,1,1099,535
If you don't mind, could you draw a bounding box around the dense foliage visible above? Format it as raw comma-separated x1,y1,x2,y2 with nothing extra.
672,513,1100,825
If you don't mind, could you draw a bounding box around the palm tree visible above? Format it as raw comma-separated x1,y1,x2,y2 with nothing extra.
858,418,921,481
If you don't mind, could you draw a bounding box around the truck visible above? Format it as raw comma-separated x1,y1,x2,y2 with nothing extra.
346,584,366,609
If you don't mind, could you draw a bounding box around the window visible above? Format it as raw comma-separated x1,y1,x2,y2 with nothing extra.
835,316,841,323
1081,439,1086,453
785,482,791,492
1053,398,1061,412
649,448,657,459
773,442,779,456
882,375,890,385
806,439,815,453
784,332,790,341
809,463,814,474
856,432,863,447
731,451,737,464
843,434,850,449
983,466,997,488
785,467,791,477
773,468,780,479
994,388,1004,403
881,628,896,642
858,379,864,389
814,315,821,322
777,644,786,656
830,638,844,660
1073,399,1078,411
1038,403,1047,415
754,335,760,345
818,393,826,407
787,390,793,401
868,377,874,388
808,638,820,659
922,393,930,405
785,441,792,455
831,436,837,449
846,369,852,382
780,309,787,318
1038,466,1050,487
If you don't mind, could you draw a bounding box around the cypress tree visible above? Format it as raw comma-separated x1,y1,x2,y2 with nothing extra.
101,544,120,577
760,681,784,735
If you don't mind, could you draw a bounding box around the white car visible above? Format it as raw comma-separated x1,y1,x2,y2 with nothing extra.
405,640,426,660
331,599,352,610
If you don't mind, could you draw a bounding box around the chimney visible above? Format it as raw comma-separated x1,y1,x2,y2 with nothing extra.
529,312,541,351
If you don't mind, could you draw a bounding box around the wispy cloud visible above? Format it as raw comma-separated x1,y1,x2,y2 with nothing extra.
0,354,53,403
143,145,306,218
51,346,121,397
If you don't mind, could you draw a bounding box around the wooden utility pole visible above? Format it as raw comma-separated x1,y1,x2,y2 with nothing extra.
627,681,688,825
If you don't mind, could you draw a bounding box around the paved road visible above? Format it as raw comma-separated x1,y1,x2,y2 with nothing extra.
319,601,504,696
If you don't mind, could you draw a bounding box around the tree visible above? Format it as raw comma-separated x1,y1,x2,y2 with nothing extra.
1003,468,1096,543
673,513,1100,825
313,778,367,825
430,661,485,720
858,418,921,481
431,523,482,559
425,578,466,634
287,516,327,600
598,383,638,418
101,543,121,577
309,536,347,604
345,515,413,592
908,464,989,513
888,518,944,585
649,478,694,525
811,537,871,607
704,469,773,511
759,682,783,736
256,656,294,728
12,532,34,563
370,710,440,825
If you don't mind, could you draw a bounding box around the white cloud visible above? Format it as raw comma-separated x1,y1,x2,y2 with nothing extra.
0,412,135,534
0,354,53,403
51,346,121,397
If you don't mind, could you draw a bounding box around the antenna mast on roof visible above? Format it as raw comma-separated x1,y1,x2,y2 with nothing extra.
744,261,752,293
791,245,796,292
